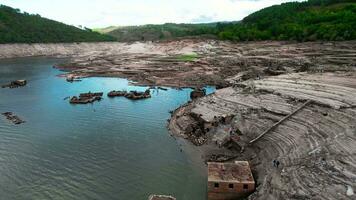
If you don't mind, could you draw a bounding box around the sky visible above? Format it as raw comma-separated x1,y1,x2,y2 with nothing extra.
1,0,303,28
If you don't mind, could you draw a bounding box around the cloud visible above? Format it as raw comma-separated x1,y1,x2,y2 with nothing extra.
0,0,303,28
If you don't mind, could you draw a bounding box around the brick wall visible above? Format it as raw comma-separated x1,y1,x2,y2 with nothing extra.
207,181,255,200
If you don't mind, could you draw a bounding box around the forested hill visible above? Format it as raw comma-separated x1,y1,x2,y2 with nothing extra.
0,5,115,43
96,23,219,42
1,0,355,43
217,0,356,41
101,0,356,42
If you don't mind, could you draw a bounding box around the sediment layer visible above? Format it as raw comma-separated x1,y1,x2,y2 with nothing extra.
1,40,355,87
169,72,356,199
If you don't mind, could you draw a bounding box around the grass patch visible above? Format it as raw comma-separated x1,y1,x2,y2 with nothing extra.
176,53,199,62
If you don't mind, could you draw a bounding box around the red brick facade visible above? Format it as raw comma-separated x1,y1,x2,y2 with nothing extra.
207,161,255,200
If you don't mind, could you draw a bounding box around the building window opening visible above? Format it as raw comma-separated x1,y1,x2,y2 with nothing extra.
229,184,234,189
243,184,249,190
214,183,219,188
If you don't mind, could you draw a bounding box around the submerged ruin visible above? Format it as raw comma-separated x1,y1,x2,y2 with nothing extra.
70,92,103,104
108,90,127,97
190,88,206,99
1,112,25,124
1,80,27,88
108,89,151,100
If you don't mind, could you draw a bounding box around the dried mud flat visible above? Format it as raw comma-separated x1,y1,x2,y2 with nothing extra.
1,40,355,87
1,40,356,199
47,40,356,88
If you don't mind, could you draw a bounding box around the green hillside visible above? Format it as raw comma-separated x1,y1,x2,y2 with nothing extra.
1,0,354,43
99,0,355,42
217,0,356,41
0,5,115,43
99,23,219,42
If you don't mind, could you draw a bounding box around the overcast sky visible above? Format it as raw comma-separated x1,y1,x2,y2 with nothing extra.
1,0,303,28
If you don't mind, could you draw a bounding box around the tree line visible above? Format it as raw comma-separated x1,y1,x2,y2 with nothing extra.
217,0,356,41
0,5,115,43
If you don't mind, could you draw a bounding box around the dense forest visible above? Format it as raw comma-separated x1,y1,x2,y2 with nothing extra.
1,0,355,43
97,23,219,42
0,5,115,43
100,0,356,42
217,0,356,41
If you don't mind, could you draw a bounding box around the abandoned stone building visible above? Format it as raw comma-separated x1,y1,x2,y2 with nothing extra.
208,161,255,200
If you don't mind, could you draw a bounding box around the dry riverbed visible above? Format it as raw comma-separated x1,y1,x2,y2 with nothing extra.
1,39,356,199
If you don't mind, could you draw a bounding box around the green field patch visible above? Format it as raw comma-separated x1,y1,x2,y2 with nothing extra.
176,53,199,62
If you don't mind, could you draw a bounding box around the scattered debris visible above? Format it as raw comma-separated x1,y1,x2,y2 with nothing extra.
206,154,238,163
148,195,176,200
1,80,27,88
2,112,25,124
69,92,103,104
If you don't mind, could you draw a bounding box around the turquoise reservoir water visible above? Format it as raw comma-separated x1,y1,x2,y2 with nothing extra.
0,57,214,200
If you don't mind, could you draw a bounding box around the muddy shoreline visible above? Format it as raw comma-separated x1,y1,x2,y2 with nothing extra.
169,72,356,200
1,39,356,199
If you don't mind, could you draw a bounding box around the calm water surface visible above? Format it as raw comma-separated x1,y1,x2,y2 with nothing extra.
0,57,215,200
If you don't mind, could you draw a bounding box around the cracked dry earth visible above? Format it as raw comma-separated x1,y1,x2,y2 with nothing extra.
169,72,356,200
